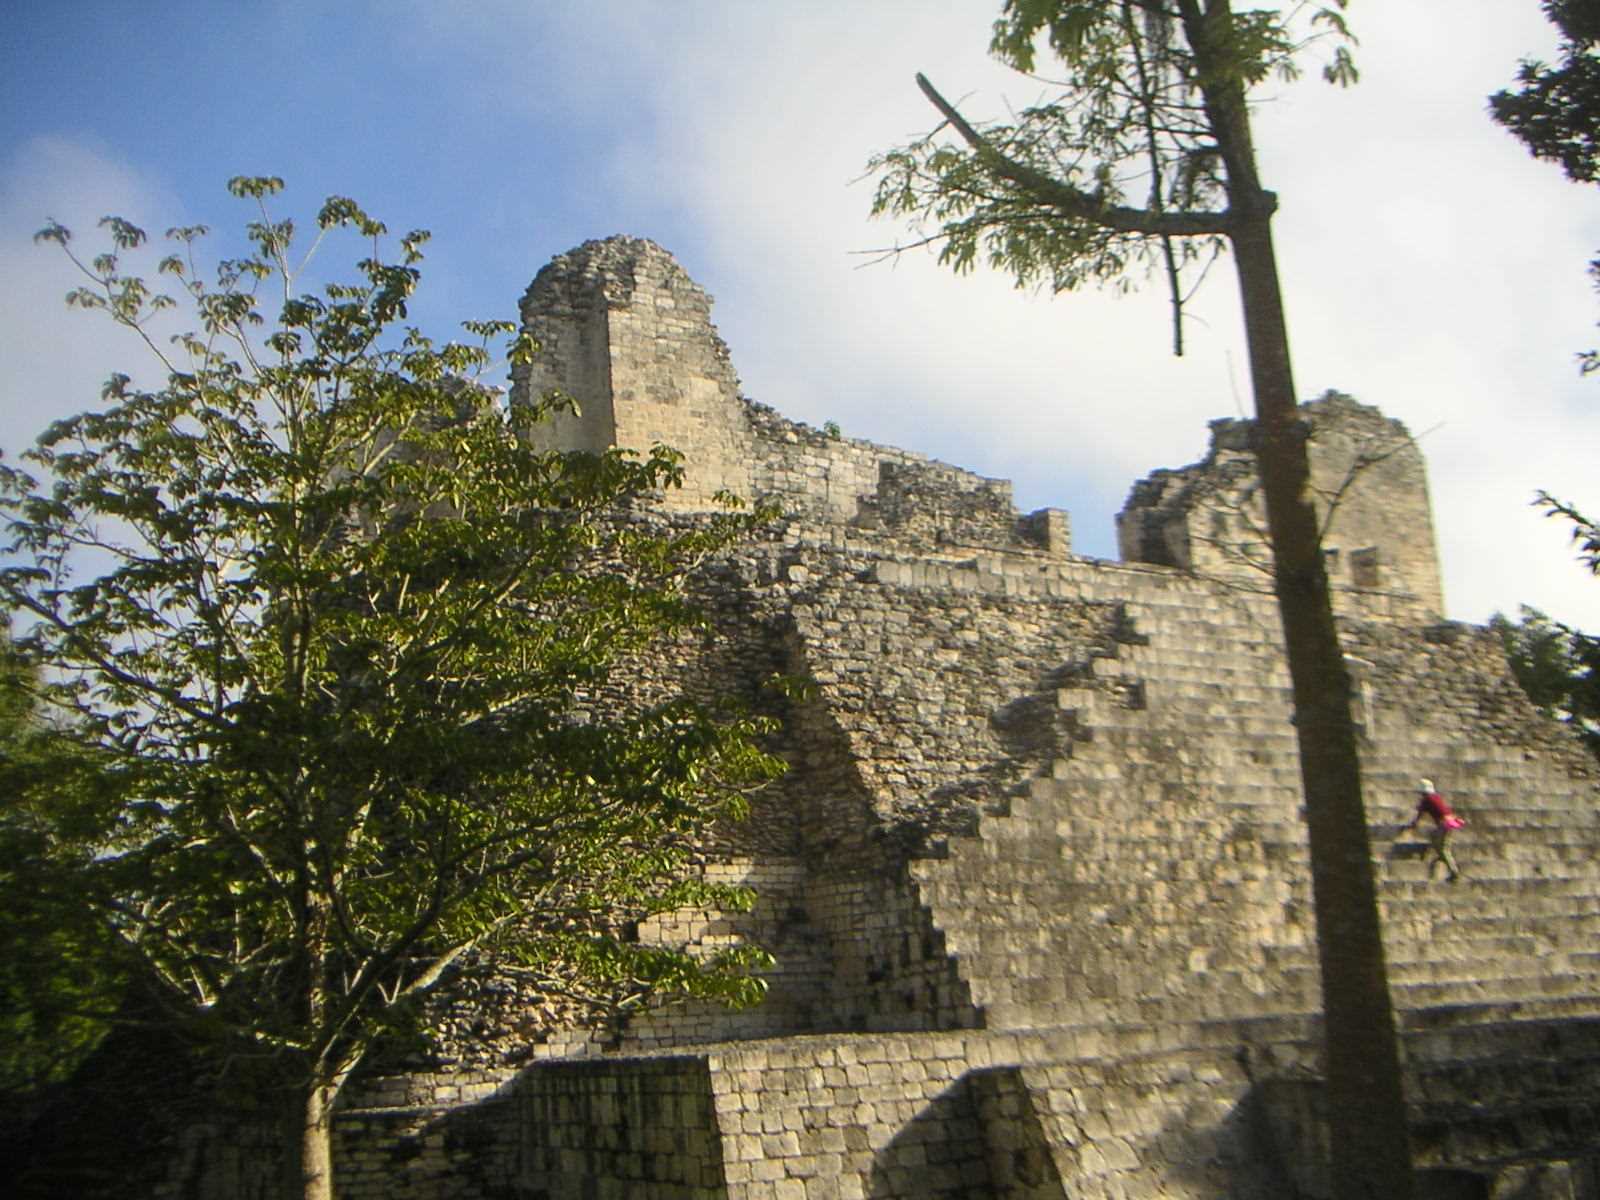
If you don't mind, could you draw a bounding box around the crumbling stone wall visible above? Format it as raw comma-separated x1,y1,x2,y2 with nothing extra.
516,237,1070,557
1118,391,1445,618
782,552,1120,858
1341,618,1599,787
513,237,758,510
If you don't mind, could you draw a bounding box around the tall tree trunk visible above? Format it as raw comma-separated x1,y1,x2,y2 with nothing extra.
294,890,339,1200
300,1078,336,1200
1230,206,1415,1200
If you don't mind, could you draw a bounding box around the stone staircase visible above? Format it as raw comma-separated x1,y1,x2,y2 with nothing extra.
906,569,1600,1036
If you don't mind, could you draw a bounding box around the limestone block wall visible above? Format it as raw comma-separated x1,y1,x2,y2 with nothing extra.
781,551,1121,859
377,518,1600,1126
742,404,1070,556
766,550,1128,1035
517,1056,726,1198
1340,618,1599,785
803,869,980,1035
742,404,885,526
615,538,1118,1046
162,1014,1600,1199
625,858,836,1050
774,544,1600,1037
865,556,1318,1032
509,253,618,452
571,529,1600,1055
509,1029,1296,1200
1303,393,1443,614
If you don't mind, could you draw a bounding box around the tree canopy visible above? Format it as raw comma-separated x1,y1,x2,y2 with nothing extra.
1494,495,1600,759
2,178,783,1200
1490,0,1600,186
869,0,1355,354
1491,0,1600,372
0,622,124,1130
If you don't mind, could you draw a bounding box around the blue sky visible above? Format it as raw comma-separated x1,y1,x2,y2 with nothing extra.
2,1,1596,628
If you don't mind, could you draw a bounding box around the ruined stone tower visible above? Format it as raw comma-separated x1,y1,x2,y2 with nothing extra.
511,237,757,510
1117,392,1446,619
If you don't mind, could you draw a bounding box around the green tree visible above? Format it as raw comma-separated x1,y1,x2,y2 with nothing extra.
1491,0,1600,371
2,178,783,1200
867,4,1413,1196
1494,495,1600,758
0,622,124,1129
1490,1,1600,186
1491,605,1600,757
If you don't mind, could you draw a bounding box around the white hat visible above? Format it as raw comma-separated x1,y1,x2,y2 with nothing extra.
1419,778,1434,792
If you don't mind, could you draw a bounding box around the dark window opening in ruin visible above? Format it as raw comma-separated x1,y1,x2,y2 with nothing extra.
1133,517,1181,568
1351,546,1382,589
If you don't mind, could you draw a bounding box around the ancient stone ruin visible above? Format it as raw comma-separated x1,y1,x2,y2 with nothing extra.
170,238,1600,1199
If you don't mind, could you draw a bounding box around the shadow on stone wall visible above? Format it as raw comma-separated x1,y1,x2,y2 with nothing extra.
867,1066,1288,1200
1257,1057,1600,1200
868,1074,996,1198
336,1092,523,1200
1416,1169,1491,1200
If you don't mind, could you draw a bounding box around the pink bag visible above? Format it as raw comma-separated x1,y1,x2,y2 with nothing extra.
1443,814,1465,830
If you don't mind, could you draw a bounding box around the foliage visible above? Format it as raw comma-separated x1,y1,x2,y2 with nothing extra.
1491,605,1600,756
1539,490,1600,574
1490,1,1600,186
0,623,125,1126
1496,494,1600,758
3,178,784,1197
868,0,1354,352
1490,0,1600,372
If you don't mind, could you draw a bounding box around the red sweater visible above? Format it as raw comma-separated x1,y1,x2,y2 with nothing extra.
1417,791,1463,828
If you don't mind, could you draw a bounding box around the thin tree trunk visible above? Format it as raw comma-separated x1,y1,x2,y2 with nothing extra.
1230,208,1414,1200
300,1078,337,1200
295,888,339,1200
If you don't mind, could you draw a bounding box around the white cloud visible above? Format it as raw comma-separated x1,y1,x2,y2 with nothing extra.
0,137,183,460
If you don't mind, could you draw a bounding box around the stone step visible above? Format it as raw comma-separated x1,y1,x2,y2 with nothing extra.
1400,1008,1600,1057
1406,1090,1600,1157
1270,933,1552,968
1392,972,1599,1010
1442,993,1600,1026
1382,856,1600,887
1418,909,1600,941
1379,878,1600,905
924,819,1597,890
926,911,1600,1008
917,863,1598,929
1407,1049,1600,1109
